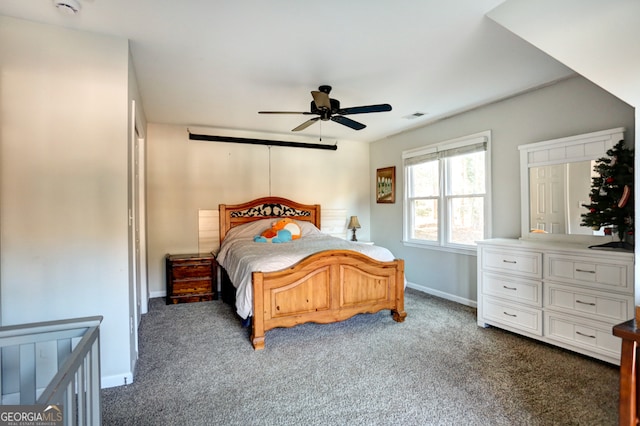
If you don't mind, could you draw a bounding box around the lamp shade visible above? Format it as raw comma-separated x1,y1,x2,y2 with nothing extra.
348,216,361,229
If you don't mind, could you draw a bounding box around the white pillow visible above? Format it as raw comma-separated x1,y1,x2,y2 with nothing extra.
296,220,322,236
224,219,274,241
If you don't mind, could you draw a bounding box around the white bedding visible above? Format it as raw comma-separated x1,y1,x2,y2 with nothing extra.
216,219,397,319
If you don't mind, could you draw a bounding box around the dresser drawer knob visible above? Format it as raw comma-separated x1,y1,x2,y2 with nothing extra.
503,311,517,317
575,268,595,274
576,331,596,339
503,285,517,291
502,260,517,264
576,300,596,306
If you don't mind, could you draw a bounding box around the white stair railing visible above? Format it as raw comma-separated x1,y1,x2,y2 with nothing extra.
0,316,103,426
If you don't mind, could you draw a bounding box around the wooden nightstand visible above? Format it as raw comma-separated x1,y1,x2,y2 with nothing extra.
165,253,217,304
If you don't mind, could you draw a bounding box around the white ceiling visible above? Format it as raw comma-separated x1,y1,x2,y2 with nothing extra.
0,0,576,143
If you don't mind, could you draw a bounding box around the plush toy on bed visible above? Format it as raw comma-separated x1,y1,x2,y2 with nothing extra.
253,218,302,243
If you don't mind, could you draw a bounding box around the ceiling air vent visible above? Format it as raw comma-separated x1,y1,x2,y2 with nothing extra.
403,112,426,120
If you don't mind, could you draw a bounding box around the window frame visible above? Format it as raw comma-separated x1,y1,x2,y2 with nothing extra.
402,131,492,255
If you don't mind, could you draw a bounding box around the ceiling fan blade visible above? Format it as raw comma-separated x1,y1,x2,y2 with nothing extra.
311,91,331,110
259,111,313,115
337,104,392,115
331,115,366,130
292,117,320,132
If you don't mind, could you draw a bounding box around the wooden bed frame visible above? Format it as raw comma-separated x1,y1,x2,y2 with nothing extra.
219,196,406,350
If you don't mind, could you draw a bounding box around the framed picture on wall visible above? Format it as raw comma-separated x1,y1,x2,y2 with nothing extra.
376,166,395,204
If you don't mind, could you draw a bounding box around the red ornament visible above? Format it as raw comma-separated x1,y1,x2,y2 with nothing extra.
606,177,614,184
590,208,596,213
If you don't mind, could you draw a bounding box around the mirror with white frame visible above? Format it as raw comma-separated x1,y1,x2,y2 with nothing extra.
519,127,626,243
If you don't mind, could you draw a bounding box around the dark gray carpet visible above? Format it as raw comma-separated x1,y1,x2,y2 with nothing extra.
102,289,619,425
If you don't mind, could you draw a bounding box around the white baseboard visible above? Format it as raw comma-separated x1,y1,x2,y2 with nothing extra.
150,290,166,299
406,281,477,308
102,371,134,388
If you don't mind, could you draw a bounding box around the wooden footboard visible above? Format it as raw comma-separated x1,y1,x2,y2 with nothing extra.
251,249,406,350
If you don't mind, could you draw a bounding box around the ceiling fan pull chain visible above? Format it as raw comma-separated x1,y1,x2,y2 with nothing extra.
268,145,272,196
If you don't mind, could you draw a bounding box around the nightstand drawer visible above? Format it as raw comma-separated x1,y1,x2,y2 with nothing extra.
171,263,212,280
171,279,213,295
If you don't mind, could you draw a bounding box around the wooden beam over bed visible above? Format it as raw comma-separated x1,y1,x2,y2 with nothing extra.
189,132,338,151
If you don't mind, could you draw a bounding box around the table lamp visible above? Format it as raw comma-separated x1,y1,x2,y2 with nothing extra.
348,216,361,241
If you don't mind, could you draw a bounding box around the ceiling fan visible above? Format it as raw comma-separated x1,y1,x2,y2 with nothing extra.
259,85,392,132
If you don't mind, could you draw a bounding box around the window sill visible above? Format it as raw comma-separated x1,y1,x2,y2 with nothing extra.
401,240,478,256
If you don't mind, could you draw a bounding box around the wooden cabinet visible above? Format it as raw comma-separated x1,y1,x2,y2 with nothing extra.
477,239,634,365
165,253,217,304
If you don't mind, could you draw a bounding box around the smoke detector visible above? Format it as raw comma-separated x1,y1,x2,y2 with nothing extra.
53,0,81,15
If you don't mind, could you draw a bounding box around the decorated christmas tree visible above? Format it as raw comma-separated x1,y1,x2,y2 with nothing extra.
581,140,634,246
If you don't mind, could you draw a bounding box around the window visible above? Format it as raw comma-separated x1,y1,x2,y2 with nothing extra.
403,131,491,253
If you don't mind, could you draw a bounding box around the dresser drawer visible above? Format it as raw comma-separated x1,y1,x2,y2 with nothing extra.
545,254,632,292
481,248,542,279
483,296,542,336
482,273,542,307
544,311,620,360
544,282,633,323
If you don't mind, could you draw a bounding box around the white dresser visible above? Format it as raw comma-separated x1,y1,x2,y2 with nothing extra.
477,238,634,365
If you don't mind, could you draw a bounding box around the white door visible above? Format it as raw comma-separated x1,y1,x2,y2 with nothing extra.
133,134,142,326
529,164,567,233
137,135,149,315
129,100,149,368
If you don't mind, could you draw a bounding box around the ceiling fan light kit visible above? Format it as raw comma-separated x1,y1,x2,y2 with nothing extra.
53,0,81,15
259,85,392,132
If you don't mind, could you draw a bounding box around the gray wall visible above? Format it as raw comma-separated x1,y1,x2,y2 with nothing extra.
0,16,141,387
369,75,635,305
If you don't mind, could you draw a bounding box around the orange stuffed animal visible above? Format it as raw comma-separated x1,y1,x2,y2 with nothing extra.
253,218,301,243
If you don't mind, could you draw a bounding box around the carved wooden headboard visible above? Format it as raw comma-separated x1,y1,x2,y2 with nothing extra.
218,197,321,245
